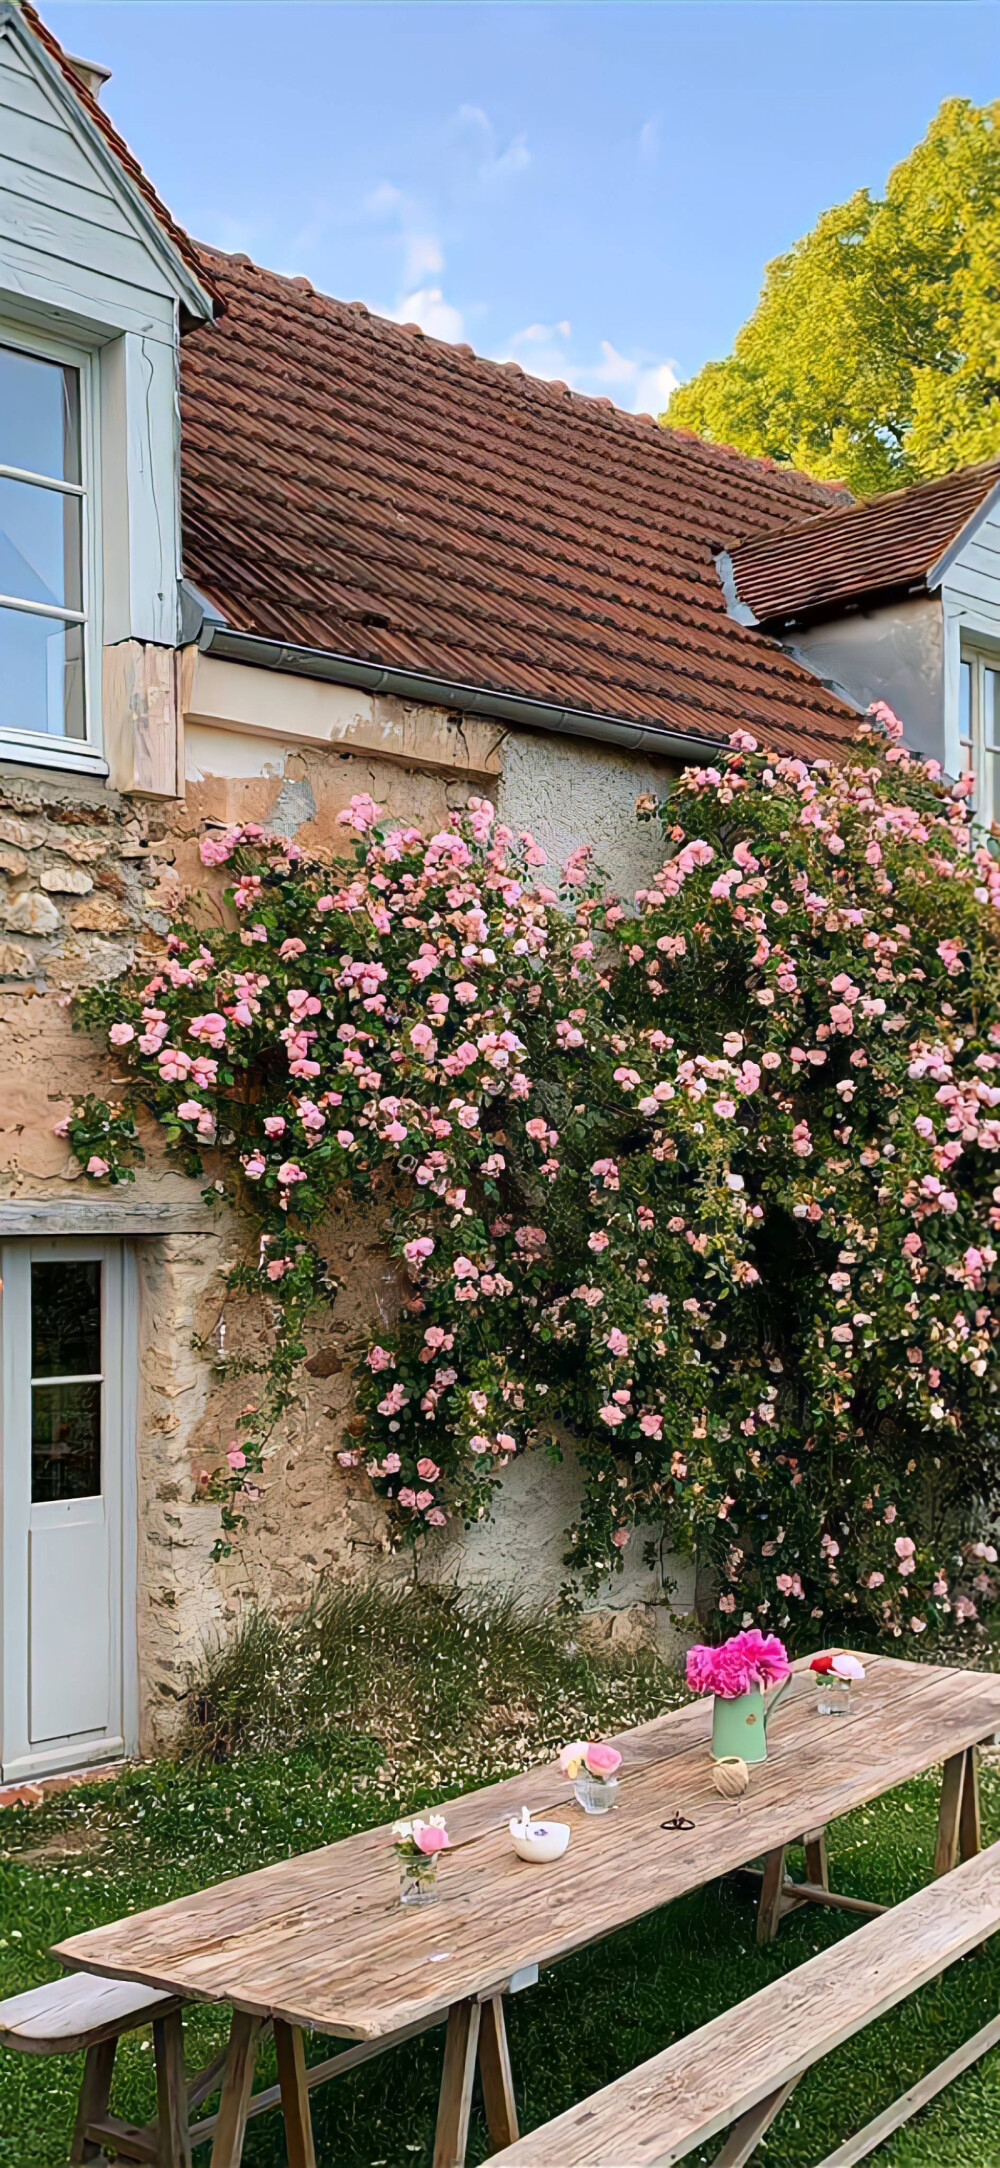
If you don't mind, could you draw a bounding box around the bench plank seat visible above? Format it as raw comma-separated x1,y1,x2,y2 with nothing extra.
490,1840,1000,2168
0,1972,177,2056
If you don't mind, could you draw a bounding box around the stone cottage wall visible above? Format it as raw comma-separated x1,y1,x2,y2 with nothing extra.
0,709,687,1752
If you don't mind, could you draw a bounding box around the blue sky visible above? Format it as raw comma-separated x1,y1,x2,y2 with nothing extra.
46,2,1000,412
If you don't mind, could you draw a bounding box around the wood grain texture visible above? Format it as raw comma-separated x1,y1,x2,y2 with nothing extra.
53,1659,1000,2045
153,2008,191,2168
488,1838,1000,2168
0,1972,177,2054
70,2037,116,2165
273,2022,316,2168
477,1996,519,2152
433,2000,481,2168
207,2011,261,2168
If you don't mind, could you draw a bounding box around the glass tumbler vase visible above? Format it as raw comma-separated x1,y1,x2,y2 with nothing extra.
573,1776,619,1815
816,1675,851,1717
398,1855,440,1905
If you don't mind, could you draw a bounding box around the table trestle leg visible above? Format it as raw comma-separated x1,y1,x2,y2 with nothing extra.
710,2077,800,2168
274,2019,317,2168
208,2011,263,2168
804,1827,829,1890
70,2037,118,2164
477,1994,519,2153
756,1847,787,1944
153,2008,191,2168
433,1999,482,2168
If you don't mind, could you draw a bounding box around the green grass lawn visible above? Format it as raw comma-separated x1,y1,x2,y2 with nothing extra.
2,1590,1000,2168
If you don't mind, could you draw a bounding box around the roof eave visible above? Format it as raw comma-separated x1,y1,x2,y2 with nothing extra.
197,621,733,765
1,0,214,323
926,479,1000,592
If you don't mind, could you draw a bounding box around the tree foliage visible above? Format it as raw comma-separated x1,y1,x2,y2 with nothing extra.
666,99,1000,496
68,715,1000,1649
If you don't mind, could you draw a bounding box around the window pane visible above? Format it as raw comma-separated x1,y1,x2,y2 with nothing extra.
31,1381,100,1501
0,344,80,483
31,1261,101,1378
0,475,82,611
960,659,972,745
0,606,85,738
986,668,1000,752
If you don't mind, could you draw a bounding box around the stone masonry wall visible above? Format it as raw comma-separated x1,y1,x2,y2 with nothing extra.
0,715,685,1754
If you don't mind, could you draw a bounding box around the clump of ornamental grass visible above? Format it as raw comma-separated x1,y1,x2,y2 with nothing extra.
185,1579,678,1775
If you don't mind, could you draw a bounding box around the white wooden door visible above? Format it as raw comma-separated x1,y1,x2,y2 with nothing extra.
0,1240,137,1781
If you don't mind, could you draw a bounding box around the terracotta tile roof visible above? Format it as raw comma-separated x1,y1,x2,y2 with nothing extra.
18,2,216,312
179,248,863,761
730,459,1000,629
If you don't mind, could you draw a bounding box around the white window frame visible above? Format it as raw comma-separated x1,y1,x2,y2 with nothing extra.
959,640,1000,833
0,315,106,779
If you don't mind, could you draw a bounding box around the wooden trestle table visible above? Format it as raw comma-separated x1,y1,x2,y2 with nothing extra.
54,1653,1000,2168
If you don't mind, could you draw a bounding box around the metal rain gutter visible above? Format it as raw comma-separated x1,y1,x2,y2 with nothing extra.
197,621,727,766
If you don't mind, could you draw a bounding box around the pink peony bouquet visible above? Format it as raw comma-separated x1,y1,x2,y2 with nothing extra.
686,1629,790,1701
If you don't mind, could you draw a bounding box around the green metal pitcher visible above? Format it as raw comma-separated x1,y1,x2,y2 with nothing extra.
711,1675,793,1763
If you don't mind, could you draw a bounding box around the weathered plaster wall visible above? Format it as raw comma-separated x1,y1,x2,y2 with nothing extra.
1,686,684,1751
784,598,943,764
497,728,680,899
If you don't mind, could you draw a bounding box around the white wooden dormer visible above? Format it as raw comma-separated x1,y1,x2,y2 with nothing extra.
0,0,212,785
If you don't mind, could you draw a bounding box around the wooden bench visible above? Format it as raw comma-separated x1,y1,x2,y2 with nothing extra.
0,1973,198,2165
489,1837,1000,2168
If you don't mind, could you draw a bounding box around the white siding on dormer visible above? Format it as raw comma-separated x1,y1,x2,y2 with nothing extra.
941,503,1000,780
0,16,186,650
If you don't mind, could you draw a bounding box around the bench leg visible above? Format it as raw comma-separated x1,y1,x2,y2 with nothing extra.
433,1998,481,2168
478,1994,519,2153
154,2009,191,2168
274,2019,317,2168
71,2037,117,2164
756,1846,787,1944
209,2011,262,2168
711,2076,799,2168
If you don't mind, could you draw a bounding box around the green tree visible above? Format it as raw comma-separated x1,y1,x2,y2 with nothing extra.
666,99,1000,496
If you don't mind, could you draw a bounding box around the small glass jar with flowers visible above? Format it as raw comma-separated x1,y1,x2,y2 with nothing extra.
392,1813,450,1904
810,1651,865,1715
559,1739,623,1814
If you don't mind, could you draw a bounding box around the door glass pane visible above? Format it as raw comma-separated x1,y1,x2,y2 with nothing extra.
0,606,85,739
0,344,80,483
0,475,82,611
31,1381,101,1502
959,659,972,748
31,1261,101,1376
31,1262,102,1503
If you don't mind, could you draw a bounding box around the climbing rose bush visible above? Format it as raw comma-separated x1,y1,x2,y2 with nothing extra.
68,714,1000,1646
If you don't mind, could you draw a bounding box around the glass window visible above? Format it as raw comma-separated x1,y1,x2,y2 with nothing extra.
986,667,1000,753
0,341,87,742
30,1261,102,1501
959,659,972,752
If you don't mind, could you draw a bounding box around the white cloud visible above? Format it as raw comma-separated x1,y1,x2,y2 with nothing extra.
505,322,678,415
638,117,659,172
391,287,465,342
455,104,531,187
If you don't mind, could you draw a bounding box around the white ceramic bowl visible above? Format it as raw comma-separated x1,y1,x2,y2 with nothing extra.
508,1819,571,1863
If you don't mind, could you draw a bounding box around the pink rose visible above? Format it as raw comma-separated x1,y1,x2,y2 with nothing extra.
414,1823,450,1855
583,1743,622,1778
109,1022,135,1046
417,1458,441,1480
227,1445,246,1471
86,1155,110,1178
